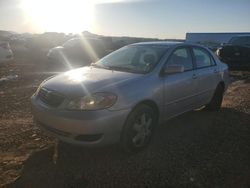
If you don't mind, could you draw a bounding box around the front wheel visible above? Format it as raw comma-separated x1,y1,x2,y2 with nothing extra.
121,104,157,153
205,84,224,111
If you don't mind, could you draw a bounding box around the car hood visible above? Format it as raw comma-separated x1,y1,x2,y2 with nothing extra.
41,66,141,97
51,46,64,50
47,46,64,56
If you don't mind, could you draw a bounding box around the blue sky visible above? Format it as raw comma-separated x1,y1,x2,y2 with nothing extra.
0,0,250,39
94,0,250,38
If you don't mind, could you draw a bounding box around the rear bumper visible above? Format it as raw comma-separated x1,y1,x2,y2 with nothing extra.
31,95,131,146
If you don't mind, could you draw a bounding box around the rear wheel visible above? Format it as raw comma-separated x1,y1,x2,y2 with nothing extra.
205,84,224,111
121,104,157,152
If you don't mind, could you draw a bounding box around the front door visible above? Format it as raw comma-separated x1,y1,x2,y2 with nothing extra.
163,47,197,120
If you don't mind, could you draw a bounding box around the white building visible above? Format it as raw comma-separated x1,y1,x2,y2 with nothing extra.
186,32,250,44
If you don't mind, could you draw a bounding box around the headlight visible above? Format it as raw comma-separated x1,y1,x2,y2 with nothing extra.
66,92,117,110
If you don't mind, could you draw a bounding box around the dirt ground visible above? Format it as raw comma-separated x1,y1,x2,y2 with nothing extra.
0,48,250,187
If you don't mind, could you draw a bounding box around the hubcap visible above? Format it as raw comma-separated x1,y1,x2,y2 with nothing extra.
132,113,152,147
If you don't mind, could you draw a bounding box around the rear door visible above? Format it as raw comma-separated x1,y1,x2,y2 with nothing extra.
163,47,197,119
191,47,220,106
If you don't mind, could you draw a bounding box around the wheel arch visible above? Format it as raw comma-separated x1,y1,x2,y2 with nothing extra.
132,99,160,123
218,81,225,92
120,99,160,152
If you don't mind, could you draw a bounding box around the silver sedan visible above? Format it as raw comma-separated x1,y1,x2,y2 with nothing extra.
31,42,230,152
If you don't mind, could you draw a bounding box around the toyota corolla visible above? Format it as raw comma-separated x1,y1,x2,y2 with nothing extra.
31,42,230,152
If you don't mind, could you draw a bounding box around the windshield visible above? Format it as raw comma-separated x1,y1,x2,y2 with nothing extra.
229,36,250,46
94,45,168,74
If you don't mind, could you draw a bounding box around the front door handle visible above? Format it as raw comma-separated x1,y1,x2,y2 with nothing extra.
192,74,197,79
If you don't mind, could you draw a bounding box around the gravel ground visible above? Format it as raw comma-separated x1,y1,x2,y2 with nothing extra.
0,55,250,187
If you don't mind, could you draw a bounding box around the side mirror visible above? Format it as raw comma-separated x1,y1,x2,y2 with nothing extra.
163,65,184,75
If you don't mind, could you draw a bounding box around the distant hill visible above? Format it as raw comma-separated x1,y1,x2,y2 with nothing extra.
0,30,17,40
2,30,185,50
80,31,184,50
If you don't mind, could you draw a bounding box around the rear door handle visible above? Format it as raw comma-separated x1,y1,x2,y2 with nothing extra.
192,74,197,79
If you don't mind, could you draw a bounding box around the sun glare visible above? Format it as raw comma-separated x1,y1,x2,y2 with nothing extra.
21,0,133,33
21,0,95,33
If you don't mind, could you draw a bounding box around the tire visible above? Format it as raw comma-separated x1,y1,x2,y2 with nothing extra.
121,104,157,153
205,84,224,111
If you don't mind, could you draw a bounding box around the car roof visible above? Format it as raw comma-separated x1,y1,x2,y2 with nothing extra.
131,41,206,48
132,41,182,46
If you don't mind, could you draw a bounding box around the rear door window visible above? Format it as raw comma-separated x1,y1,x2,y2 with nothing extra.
192,47,215,68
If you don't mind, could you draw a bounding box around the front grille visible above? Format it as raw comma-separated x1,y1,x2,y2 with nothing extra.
40,122,71,137
38,87,64,107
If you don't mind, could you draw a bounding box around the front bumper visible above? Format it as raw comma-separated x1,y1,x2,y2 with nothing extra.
31,95,131,146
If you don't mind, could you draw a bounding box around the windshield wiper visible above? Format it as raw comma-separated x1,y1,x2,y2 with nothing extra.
107,66,142,73
91,63,143,74
90,63,110,70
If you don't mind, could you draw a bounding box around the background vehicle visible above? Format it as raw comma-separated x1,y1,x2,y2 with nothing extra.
31,42,230,152
47,38,107,70
196,41,221,52
0,41,13,63
216,36,250,69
